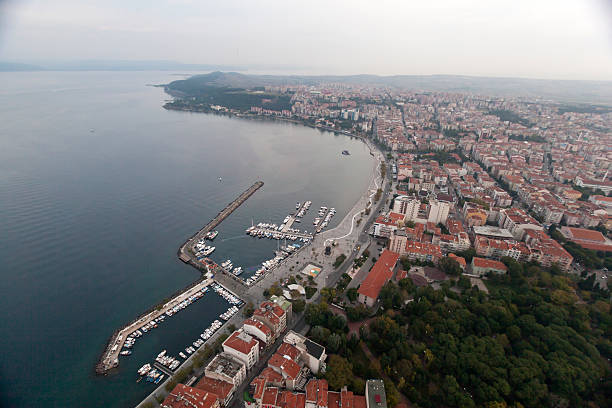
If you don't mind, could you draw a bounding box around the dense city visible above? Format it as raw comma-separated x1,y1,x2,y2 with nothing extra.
145,78,612,408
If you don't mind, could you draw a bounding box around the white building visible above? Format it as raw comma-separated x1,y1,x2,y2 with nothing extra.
392,196,420,220
222,330,259,370
427,200,450,224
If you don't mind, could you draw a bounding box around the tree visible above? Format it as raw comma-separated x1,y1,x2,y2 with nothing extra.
243,301,255,317
327,333,342,352
439,256,462,276
334,254,347,268
321,287,337,303
347,287,359,302
325,355,354,391
292,299,306,314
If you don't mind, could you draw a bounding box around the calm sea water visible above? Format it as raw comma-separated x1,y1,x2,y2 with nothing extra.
0,71,373,407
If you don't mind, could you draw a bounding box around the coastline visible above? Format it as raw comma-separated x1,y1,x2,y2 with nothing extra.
129,104,383,407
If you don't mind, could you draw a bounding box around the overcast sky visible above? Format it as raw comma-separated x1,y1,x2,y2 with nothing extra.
1,0,611,80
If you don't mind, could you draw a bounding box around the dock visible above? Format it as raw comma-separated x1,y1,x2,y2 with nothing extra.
178,181,264,266
96,277,213,374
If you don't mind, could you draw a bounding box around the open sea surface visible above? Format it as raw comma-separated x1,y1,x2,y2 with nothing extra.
0,71,373,407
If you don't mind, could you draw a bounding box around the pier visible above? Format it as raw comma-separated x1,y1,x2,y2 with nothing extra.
178,181,264,265
97,183,262,375
96,277,213,374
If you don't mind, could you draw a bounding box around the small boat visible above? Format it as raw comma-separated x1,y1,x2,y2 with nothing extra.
342,150,350,155
120,350,132,356
218,177,222,182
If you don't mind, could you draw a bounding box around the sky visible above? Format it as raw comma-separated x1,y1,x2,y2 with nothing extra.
0,0,611,80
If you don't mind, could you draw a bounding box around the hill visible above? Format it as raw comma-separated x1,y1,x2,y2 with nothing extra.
165,71,612,106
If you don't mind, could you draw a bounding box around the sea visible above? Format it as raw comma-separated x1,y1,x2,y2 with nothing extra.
0,71,374,407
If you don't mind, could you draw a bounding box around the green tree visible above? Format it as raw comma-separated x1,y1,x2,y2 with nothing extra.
347,287,359,302
439,256,463,276
325,355,354,391
292,299,306,313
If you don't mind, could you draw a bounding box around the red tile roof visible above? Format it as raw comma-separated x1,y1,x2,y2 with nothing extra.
262,387,279,407
564,226,606,242
472,257,507,272
223,330,258,355
396,269,408,281
251,377,267,400
357,250,399,300
354,396,367,408
306,379,328,406
195,376,234,401
277,342,301,361
244,318,273,337
328,392,340,408
162,384,218,408
448,253,466,267
404,240,442,257
268,353,301,380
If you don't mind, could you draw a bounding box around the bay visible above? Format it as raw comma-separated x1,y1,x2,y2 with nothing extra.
0,71,373,407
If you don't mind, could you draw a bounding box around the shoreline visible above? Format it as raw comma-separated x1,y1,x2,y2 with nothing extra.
128,105,383,406
96,182,263,375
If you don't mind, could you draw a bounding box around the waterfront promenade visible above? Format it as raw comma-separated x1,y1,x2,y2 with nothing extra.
245,137,385,301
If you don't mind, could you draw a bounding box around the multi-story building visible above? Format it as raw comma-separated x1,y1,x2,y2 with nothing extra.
402,240,442,263
283,331,327,375
253,302,287,340
392,196,420,220
357,250,399,307
196,376,236,407
223,330,260,370
498,207,543,240
205,353,247,386
471,257,508,276
427,199,450,224
162,384,220,408
243,318,274,348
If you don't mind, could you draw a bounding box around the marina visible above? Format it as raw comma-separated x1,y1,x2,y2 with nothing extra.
99,183,261,374
178,181,264,265
134,282,243,385
96,277,214,374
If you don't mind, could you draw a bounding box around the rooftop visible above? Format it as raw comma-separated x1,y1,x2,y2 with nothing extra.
357,250,399,300
366,380,387,408
162,384,218,408
195,376,234,401
206,353,245,378
304,338,325,359
223,330,258,355
472,257,508,271
472,225,515,239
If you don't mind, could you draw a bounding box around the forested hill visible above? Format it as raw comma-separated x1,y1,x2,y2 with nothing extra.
164,71,612,106
304,257,612,408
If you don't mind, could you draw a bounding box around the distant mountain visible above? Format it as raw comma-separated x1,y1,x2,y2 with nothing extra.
0,62,43,71
166,71,612,106
0,60,242,72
